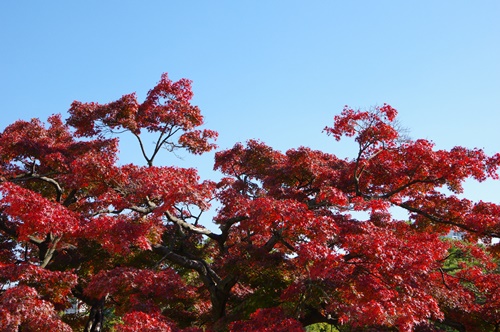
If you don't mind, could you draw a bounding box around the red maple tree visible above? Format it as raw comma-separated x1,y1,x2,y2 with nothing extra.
1,73,500,331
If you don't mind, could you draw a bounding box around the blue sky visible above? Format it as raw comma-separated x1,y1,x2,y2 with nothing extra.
1,1,500,207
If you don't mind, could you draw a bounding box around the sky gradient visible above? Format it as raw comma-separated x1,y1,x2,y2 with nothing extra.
1,1,499,207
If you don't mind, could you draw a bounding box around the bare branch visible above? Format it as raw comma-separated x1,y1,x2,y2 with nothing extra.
165,210,222,242
397,202,500,238
11,174,64,202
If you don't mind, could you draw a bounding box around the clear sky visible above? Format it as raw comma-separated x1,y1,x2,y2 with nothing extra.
1,1,500,207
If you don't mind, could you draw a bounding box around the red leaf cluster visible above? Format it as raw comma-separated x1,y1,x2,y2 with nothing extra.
229,307,304,332
0,286,72,331
0,183,79,240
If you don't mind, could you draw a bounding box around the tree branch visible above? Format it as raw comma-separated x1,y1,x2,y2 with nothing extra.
397,202,500,238
132,132,153,167
11,174,64,202
164,210,223,243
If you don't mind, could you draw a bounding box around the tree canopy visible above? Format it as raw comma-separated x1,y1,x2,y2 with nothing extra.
1,73,500,331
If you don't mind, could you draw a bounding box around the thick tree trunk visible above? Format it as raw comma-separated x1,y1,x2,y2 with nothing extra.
153,244,236,324
84,299,105,332
210,285,231,321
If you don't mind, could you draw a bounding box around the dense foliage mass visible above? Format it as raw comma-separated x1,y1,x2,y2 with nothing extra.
1,73,500,331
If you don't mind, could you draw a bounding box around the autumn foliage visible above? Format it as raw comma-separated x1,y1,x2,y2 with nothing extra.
1,73,500,331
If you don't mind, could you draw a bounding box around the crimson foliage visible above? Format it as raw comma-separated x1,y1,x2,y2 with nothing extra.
1,73,500,331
